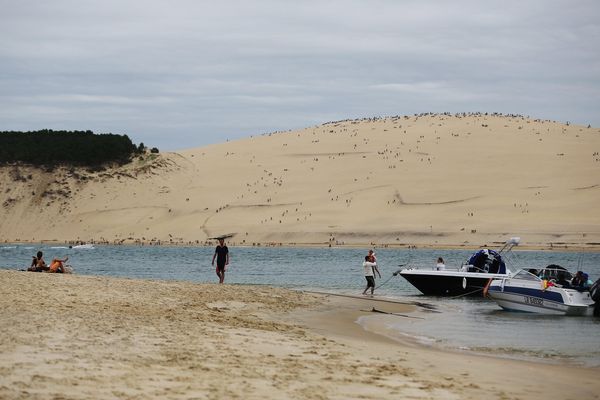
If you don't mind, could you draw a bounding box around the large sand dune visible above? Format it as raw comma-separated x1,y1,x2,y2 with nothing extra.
1,113,599,249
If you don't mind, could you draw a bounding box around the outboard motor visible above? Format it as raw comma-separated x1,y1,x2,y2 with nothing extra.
467,249,505,273
590,278,600,317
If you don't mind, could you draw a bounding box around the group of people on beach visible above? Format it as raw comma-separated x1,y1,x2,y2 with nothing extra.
27,251,69,273
26,241,453,297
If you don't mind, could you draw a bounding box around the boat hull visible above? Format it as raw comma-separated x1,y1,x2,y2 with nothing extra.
488,281,594,316
399,269,508,296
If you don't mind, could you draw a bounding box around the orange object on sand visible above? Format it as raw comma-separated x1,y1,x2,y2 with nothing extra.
49,260,63,273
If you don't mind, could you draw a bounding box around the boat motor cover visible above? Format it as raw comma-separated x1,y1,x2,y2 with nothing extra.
467,249,506,273
590,278,600,303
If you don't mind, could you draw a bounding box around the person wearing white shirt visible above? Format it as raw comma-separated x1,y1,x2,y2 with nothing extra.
436,257,446,271
362,255,381,296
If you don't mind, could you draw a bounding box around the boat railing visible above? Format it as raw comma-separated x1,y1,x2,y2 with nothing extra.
511,269,542,281
459,264,509,273
537,267,573,281
496,237,520,273
497,237,520,255
413,264,502,273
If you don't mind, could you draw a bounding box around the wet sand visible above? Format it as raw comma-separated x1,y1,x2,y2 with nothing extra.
0,270,598,399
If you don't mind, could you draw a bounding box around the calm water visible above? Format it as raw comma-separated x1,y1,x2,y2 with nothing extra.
2,244,599,366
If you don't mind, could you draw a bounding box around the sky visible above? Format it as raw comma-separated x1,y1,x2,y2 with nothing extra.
1,0,599,151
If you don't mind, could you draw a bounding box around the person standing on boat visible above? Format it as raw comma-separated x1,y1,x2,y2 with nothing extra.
362,255,381,296
436,257,446,270
212,238,229,284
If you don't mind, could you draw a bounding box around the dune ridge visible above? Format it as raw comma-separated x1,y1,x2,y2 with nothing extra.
1,113,599,249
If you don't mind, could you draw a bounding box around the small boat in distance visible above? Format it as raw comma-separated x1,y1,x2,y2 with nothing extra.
71,243,95,250
398,237,519,296
487,267,595,316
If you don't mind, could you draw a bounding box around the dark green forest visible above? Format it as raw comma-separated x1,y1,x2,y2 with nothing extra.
0,130,146,167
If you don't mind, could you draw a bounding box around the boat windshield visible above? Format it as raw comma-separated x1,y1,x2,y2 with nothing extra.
512,269,541,281
539,265,573,281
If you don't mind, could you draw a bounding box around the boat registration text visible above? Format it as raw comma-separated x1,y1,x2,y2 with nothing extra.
524,296,544,306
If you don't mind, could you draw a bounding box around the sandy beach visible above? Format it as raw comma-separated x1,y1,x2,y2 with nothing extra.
0,270,598,400
1,114,599,250
3,2,599,397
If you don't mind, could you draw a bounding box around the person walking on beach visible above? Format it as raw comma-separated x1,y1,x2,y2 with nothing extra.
212,238,229,284
362,255,381,296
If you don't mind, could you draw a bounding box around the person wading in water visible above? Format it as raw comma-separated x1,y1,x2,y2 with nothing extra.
211,238,230,284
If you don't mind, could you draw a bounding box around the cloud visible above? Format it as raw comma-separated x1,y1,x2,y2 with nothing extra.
1,0,599,150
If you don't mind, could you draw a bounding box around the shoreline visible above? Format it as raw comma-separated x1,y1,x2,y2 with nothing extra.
1,270,598,399
295,294,600,398
4,239,600,253
299,291,599,368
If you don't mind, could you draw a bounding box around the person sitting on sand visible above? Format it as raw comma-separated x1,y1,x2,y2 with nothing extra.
362,255,381,296
436,257,446,271
27,251,48,272
48,257,68,273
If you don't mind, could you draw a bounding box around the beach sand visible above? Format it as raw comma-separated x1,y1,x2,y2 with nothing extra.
1,114,599,250
1,270,598,399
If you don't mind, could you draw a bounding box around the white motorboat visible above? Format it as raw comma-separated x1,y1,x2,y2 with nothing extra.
71,243,95,249
398,238,518,296
486,267,595,316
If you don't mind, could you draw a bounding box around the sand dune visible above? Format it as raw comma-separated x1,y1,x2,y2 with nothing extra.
1,113,599,249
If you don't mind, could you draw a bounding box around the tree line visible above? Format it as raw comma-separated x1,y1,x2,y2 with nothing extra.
0,130,152,167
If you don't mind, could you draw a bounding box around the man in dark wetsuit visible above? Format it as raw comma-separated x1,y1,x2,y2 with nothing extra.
211,238,229,284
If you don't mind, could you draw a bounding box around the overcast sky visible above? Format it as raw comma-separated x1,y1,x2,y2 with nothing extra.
1,1,599,151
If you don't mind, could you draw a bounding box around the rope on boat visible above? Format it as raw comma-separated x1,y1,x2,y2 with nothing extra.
374,266,404,290
374,272,398,290
303,290,416,305
447,287,485,299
